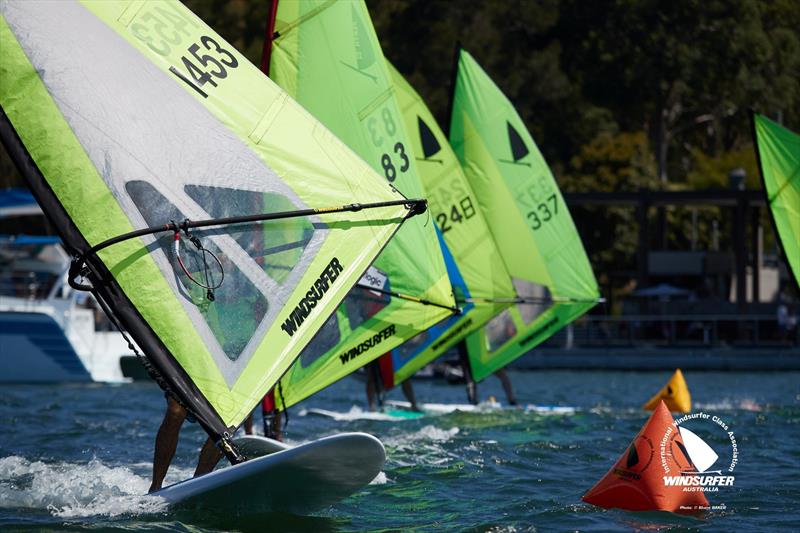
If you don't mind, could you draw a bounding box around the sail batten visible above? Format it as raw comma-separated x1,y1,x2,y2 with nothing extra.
0,0,413,440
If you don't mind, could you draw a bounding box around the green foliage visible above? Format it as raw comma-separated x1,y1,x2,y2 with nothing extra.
560,131,658,285
556,0,800,180
687,146,759,190
562,131,659,193
368,0,799,183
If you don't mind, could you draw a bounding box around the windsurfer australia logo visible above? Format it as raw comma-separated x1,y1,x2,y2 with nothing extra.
660,411,739,497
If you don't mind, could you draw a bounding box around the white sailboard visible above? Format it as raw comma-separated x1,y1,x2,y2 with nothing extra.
152,433,385,515
301,406,424,421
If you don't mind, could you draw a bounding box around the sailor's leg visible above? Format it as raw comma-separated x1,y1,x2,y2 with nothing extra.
401,380,420,411
495,368,517,405
243,412,254,435
457,340,478,405
149,396,187,493
272,410,284,442
366,362,380,411
195,436,223,476
465,375,478,405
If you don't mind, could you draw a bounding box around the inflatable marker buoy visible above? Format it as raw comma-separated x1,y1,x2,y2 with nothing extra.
643,369,691,413
582,401,709,513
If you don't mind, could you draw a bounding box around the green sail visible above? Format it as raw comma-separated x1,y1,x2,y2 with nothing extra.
450,49,600,382
266,0,456,407
386,61,513,384
753,113,800,290
0,0,415,436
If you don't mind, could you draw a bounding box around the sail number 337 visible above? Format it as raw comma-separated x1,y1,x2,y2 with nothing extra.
527,194,558,230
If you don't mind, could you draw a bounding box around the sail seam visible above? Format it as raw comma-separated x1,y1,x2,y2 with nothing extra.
116,0,146,27
250,92,288,143
357,87,394,121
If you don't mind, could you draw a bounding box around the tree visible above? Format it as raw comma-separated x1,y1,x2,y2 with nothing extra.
557,0,800,183
561,131,658,287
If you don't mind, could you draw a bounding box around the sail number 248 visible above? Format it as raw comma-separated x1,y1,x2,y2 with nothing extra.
527,194,558,230
436,197,476,234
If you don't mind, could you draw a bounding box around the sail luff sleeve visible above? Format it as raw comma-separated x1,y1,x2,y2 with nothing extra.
1,1,410,431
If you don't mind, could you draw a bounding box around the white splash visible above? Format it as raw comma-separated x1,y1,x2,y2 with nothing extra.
0,456,168,518
386,425,460,446
384,425,462,467
696,399,763,412
369,471,390,485
524,404,577,415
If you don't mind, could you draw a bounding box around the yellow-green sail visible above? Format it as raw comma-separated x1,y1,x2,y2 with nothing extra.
450,49,600,381
752,112,800,290
0,0,416,444
266,0,456,407
385,61,513,385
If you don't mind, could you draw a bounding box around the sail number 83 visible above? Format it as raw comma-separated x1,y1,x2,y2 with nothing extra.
527,194,558,230
367,108,410,182
380,142,409,182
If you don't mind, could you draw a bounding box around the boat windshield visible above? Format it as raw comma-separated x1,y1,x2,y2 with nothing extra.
0,236,68,299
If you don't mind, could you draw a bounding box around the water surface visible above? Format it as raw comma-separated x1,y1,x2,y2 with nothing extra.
1,370,798,531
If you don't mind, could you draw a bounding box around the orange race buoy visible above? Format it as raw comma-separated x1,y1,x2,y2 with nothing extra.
643,369,691,413
582,401,709,513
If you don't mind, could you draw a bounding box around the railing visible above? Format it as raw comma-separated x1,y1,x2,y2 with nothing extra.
0,271,59,300
544,314,799,348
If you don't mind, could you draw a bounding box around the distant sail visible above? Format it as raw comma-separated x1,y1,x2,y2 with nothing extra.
265,0,456,407
385,61,513,385
752,112,800,290
450,49,600,381
0,1,417,451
